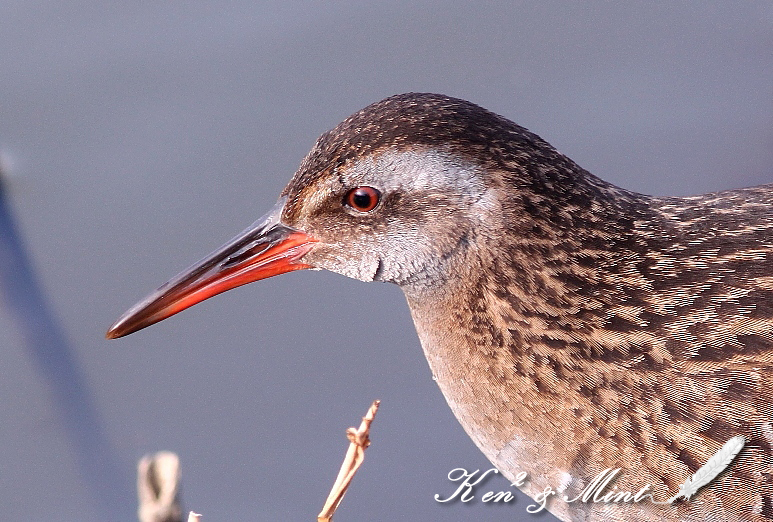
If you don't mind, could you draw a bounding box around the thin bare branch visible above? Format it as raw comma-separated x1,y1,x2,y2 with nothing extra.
317,400,381,522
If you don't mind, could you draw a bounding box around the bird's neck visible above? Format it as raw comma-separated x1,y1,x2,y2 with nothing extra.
402,173,665,489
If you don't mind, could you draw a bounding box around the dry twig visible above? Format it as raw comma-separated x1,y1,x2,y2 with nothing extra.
317,400,381,522
138,451,183,522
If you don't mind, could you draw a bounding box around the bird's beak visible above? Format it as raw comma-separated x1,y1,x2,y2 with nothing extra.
106,198,317,339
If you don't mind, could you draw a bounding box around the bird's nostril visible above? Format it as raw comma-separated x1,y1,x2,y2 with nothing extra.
222,242,271,268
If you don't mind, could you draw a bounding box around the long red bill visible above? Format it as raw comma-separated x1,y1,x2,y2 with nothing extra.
106,200,317,339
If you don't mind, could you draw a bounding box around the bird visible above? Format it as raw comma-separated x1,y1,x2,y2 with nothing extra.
107,93,773,521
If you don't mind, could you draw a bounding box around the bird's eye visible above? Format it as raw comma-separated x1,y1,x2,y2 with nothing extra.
344,186,381,212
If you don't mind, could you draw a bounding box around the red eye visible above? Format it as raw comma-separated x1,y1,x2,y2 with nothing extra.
345,186,381,212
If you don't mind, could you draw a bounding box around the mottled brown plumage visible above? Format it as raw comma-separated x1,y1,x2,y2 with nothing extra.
109,93,773,521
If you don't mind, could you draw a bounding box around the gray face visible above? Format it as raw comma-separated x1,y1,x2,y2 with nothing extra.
282,147,499,289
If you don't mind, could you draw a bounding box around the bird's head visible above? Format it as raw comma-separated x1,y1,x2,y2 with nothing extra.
106,93,557,339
